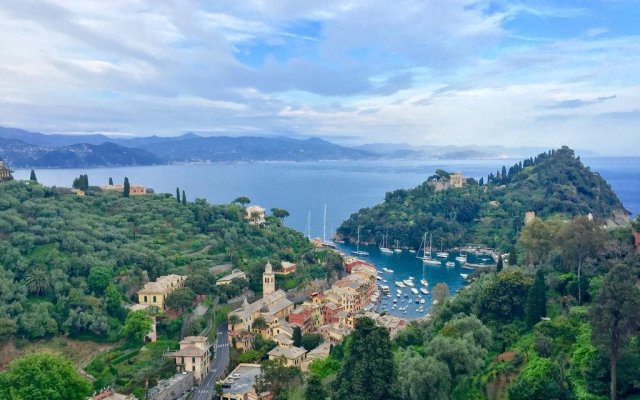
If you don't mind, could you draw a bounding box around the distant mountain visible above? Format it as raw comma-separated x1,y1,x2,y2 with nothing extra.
139,136,374,162
0,138,161,168
0,127,114,146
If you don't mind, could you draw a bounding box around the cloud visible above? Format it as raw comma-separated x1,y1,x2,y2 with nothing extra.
547,95,617,109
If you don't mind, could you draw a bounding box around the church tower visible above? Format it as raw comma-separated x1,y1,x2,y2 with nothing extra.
262,261,275,296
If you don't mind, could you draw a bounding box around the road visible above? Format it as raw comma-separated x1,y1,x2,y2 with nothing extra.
190,322,230,400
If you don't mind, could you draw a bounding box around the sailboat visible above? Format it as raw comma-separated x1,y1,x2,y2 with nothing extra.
351,226,369,256
436,238,449,258
379,233,393,254
418,233,441,265
393,239,402,253
322,204,335,248
455,249,467,264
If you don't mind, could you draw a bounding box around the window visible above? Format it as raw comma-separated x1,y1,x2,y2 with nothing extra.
143,296,147,302
192,366,195,372
152,295,157,303
192,357,195,363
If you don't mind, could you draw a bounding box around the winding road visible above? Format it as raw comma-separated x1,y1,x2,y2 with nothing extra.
190,322,230,400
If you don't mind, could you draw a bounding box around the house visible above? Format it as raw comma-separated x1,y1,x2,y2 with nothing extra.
172,336,211,383
234,331,256,351
274,261,297,276
92,389,137,400
220,363,272,400
267,345,307,368
449,172,465,188
302,342,331,371
245,206,266,225
288,306,313,332
99,183,148,195
524,211,536,225
430,171,465,192
137,274,186,309
0,160,12,181
216,269,248,286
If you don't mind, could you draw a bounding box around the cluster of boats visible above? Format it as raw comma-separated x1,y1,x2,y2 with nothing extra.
372,275,438,315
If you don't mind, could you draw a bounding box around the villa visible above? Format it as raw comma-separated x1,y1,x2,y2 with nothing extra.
171,336,211,383
137,274,186,310
245,205,266,225
216,269,248,286
267,345,307,368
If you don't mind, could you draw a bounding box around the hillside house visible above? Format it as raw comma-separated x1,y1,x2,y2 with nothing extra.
216,269,247,286
245,205,266,225
137,274,186,309
171,336,211,383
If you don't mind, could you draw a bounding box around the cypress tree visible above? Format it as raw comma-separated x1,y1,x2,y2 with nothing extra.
496,254,503,272
293,326,302,347
305,375,327,400
182,190,186,205
123,177,130,197
29,169,37,182
176,187,180,202
109,177,113,186
508,247,518,266
525,270,547,326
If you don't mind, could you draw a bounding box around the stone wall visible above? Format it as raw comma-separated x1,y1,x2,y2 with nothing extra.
148,373,194,400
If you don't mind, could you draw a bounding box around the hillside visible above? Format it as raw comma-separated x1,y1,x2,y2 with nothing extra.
337,146,627,251
0,138,161,168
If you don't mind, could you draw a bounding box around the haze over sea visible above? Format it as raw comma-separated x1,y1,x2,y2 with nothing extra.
14,156,639,318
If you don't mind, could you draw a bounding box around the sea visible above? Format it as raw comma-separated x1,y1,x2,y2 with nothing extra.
13,157,639,319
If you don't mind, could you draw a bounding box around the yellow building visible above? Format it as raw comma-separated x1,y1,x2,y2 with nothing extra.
0,160,12,181
172,336,211,383
137,274,186,309
267,345,307,368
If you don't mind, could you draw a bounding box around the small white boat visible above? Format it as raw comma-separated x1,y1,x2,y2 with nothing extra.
393,248,402,253
403,279,414,287
411,288,419,295
460,273,469,280
409,276,415,280
420,288,429,295
380,247,393,254
380,285,390,294
420,298,426,304
376,276,382,280
445,261,455,268
382,267,393,273
423,258,441,266
379,234,393,254
436,252,449,258
382,279,387,283
409,249,416,253
420,279,428,286
455,256,467,263
395,281,406,288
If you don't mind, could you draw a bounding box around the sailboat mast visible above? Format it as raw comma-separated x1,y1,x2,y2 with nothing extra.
323,204,327,243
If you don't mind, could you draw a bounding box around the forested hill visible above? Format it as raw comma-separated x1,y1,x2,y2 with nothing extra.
337,146,628,251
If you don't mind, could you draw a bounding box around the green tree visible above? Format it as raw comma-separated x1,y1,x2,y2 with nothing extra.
176,187,180,202
87,266,112,294
186,275,211,295
508,357,567,400
123,177,130,197
252,316,268,331
480,269,533,320
398,349,450,400
29,169,37,182
182,190,187,205
333,317,397,400
120,310,152,343
165,287,195,311
589,264,640,400
234,196,250,206
271,208,290,224
293,325,302,347
508,246,517,266
496,254,503,272
109,177,113,185
105,285,126,320
24,268,50,295
0,353,91,400
559,217,604,304
255,358,303,398
305,374,327,400
433,282,450,303
525,270,547,326
301,333,324,351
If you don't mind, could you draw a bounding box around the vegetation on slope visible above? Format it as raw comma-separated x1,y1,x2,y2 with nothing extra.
337,146,627,251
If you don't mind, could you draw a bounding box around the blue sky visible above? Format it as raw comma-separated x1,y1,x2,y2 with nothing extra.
0,0,639,154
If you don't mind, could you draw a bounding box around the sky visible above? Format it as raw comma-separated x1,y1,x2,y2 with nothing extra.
0,0,639,155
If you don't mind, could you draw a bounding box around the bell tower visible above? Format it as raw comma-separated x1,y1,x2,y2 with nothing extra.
262,261,275,296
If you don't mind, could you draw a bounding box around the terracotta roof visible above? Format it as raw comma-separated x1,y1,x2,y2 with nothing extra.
174,345,207,357
268,345,306,360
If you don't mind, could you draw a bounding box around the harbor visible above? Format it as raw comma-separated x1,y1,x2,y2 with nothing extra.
334,242,493,319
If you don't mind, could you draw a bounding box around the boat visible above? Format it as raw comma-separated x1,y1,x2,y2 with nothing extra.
380,285,390,294
321,204,335,247
393,240,402,253
403,279,414,287
460,273,469,280
420,279,428,286
393,248,402,253
436,238,449,258
379,234,393,254
395,281,406,288
376,276,382,280
351,226,369,256
419,233,441,265
420,298,426,304
381,267,394,273
455,250,467,263
409,276,415,280
432,299,439,305
409,249,416,253
445,261,455,268
420,288,429,295
411,288,419,295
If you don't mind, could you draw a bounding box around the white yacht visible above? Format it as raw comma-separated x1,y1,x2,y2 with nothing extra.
420,279,428,287
403,279,414,287
351,226,369,256
420,288,429,295
410,288,419,295
395,281,406,288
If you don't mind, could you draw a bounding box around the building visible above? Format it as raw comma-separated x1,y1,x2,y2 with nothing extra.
245,205,266,225
147,373,194,400
633,230,640,254
217,269,248,286
262,262,276,296
302,342,331,371
288,306,313,332
235,331,256,351
0,160,12,181
228,288,294,339
267,345,307,368
172,336,211,383
274,261,297,276
449,172,465,188
430,171,465,192
137,274,186,309
220,363,272,400
99,183,148,195
524,211,536,225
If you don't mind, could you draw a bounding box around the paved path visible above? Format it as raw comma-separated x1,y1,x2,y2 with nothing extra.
190,322,230,400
